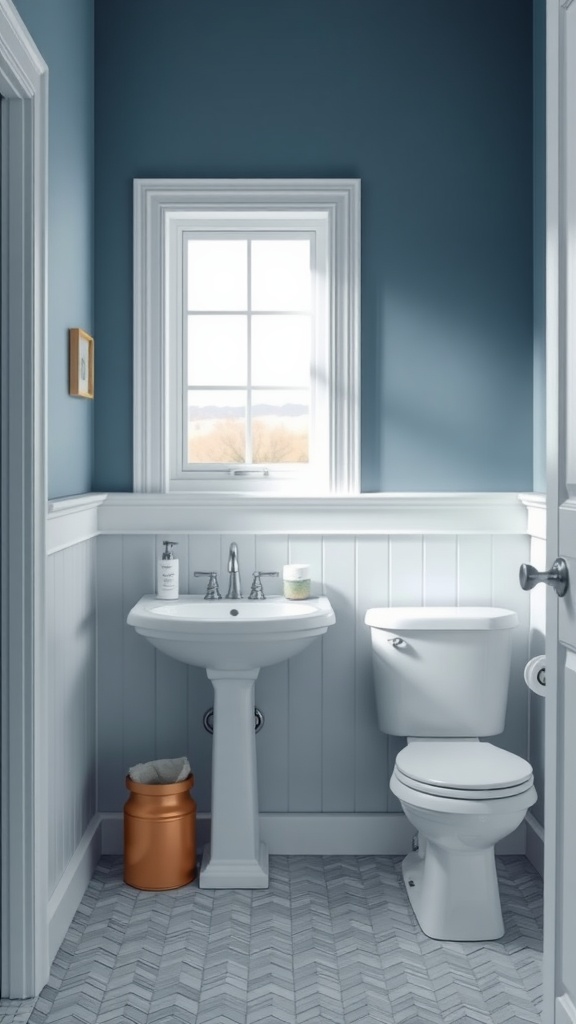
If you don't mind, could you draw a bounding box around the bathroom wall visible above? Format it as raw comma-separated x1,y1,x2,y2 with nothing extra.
533,0,546,492
13,0,95,500
94,0,534,494
46,495,101,958
44,494,538,865
525,497,546,832
96,527,531,830
46,540,98,894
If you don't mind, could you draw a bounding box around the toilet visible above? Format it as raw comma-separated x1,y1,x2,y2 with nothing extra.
365,606,537,942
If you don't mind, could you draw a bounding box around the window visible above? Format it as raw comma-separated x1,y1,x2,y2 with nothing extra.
134,180,360,494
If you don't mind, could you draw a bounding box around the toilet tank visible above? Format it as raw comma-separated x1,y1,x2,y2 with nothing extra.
365,607,518,737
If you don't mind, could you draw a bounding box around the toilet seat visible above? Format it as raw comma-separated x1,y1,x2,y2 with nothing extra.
395,741,534,801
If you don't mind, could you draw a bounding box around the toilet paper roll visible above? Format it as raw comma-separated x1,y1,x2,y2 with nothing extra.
524,655,546,696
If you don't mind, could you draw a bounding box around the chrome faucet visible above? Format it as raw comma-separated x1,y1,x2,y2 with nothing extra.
226,542,242,599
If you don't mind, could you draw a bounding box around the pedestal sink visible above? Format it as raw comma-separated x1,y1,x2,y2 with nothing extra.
127,594,335,888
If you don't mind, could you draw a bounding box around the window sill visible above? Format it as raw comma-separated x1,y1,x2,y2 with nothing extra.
95,491,528,536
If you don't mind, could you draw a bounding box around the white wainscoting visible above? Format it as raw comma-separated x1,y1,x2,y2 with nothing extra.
522,492,546,875
47,493,105,555
47,493,534,862
45,528,98,957
96,529,531,825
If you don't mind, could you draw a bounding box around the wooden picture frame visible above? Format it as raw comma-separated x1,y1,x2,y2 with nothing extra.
69,328,94,399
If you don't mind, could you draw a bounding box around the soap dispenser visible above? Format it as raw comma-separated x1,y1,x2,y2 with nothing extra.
157,541,179,600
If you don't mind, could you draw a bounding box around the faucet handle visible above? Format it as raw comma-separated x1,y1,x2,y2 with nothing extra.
194,571,222,600
248,571,279,600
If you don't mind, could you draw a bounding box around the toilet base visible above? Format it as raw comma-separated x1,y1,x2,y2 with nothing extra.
401,845,504,941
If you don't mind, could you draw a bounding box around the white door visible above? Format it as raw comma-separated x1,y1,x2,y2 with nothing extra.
542,2,576,1020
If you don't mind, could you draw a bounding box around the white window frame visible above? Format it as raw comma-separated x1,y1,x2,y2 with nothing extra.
134,179,360,494
173,221,327,492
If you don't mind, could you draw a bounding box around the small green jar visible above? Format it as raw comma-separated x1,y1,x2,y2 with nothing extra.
283,564,311,600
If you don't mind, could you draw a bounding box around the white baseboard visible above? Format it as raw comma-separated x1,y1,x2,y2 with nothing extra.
261,813,415,854
525,811,544,876
98,811,527,857
47,815,101,964
45,811,527,946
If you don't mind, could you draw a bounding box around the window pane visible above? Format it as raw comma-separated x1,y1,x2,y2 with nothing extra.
251,315,311,387
188,240,247,311
251,389,309,464
188,315,247,386
187,390,246,463
251,240,311,311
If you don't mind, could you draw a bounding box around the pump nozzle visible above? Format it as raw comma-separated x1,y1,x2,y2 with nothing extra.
162,541,178,560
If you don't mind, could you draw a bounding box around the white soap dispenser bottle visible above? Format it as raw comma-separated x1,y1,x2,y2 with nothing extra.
157,541,179,600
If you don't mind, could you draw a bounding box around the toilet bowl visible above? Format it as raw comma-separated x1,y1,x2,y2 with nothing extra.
390,739,536,940
365,606,537,942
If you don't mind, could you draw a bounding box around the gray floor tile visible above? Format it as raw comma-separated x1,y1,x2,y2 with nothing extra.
3,855,542,1024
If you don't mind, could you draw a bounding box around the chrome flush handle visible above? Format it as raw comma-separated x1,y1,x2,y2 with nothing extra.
519,557,569,597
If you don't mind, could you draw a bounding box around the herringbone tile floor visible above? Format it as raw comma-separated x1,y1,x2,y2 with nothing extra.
1,855,542,1024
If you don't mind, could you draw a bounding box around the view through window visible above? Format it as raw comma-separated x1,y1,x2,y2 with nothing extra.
185,235,312,469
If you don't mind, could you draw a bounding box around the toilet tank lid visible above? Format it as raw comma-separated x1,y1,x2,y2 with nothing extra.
364,606,518,630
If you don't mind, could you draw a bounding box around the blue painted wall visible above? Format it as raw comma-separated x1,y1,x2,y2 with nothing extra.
14,0,94,500
533,0,546,493
93,0,533,492
530,0,546,830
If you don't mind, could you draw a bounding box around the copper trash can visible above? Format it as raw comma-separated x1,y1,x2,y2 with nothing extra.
123,773,197,890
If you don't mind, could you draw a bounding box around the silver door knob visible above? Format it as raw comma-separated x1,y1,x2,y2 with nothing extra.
519,557,569,597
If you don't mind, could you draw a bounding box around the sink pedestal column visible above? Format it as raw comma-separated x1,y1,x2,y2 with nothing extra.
199,668,268,888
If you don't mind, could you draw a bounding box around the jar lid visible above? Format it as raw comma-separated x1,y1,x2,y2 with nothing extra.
283,563,310,581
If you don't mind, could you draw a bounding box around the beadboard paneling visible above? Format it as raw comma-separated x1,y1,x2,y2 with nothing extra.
97,531,531,818
322,537,357,812
96,536,126,813
46,539,97,896
286,537,323,811
529,533,547,827
491,534,531,761
355,537,389,812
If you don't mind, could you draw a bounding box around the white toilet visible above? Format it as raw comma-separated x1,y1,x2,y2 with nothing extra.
365,606,537,942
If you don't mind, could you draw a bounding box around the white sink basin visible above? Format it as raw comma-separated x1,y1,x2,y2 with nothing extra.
127,592,335,891
127,594,335,670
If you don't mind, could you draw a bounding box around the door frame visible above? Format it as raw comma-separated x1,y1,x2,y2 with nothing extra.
544,1,576,1022
0,0,48,999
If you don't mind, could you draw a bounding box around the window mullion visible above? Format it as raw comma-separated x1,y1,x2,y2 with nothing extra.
246,239,253,465
180,228,190,476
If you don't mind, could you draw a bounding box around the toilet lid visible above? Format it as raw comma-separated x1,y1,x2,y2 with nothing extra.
396,741,533,791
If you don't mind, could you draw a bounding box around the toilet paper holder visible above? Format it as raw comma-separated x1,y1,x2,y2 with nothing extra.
524,655,547,695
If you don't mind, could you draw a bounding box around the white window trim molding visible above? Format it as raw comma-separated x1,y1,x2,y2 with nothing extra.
0,0,48,998
133,178,360,495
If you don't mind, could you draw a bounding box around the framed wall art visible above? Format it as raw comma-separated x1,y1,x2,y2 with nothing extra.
69,327,94,399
